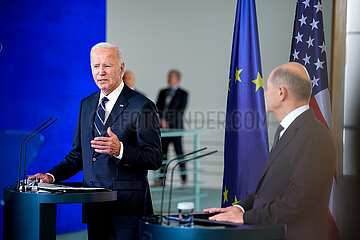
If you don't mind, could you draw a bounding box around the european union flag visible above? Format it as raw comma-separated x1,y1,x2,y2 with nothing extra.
222,0,269,207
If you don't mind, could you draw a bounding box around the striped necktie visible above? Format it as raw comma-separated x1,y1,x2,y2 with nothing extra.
94,97,109,137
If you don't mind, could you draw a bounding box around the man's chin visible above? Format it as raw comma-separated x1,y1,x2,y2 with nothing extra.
99,88,109,95
100,87,117,95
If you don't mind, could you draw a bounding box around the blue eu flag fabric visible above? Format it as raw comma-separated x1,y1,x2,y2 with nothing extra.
221,0,269,207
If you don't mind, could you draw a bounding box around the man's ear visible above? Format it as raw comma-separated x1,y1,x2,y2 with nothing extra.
278,85,288,102
119,62,125,78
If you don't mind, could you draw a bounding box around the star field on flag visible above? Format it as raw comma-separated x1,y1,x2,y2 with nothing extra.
290,0,329,97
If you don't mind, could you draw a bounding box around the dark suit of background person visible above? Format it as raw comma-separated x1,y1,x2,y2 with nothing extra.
155,70,188,186
30,43,162,240
205,62,335,240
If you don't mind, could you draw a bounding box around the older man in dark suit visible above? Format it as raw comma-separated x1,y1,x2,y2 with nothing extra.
205,62,335,240
30,42,162,240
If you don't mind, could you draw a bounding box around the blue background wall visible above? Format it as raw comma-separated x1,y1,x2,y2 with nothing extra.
0,0,106,234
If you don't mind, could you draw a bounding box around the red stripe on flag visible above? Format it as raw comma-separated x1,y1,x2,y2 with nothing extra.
310,97,338,181
328,210,341,240
310,97,330,132
312,97,341,239
310,96,338,180
333,166,338,183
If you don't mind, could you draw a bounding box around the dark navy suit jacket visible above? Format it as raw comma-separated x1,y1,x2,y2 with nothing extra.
48,84,162,230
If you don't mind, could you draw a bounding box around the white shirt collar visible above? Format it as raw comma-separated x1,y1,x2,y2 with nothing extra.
98,81,124,122
170,85,179,91
99,81,124,103
279,105,309,137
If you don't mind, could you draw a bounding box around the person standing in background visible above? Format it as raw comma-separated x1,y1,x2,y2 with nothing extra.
123,70,146,96
123,71,135,89
155,70,188,186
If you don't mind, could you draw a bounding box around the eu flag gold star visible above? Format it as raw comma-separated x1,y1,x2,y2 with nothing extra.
223,186,229,203
232,195,241,206
228,78,231,92
252,72,264,92
235,68,243,83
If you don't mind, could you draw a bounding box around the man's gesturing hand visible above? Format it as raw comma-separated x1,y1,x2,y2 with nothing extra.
91,127,121,156
203,206,244,224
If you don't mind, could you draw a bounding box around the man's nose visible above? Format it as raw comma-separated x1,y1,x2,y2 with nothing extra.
99,66,106,75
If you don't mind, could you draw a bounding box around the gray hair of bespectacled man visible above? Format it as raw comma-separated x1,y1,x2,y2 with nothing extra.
90,42,123,67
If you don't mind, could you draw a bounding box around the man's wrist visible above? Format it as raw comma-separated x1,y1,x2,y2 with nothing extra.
234,204,245,213
114,141,124,159
45,173,55,183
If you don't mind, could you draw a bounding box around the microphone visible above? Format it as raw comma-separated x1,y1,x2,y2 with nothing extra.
18,117,52,190
159,147,207,224
18,117,57,191
22,118,57,188
167,150,218,225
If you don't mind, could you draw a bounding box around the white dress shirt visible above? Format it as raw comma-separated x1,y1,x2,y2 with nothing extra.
99,81,124,123
279,105,309,139
99,82,125,159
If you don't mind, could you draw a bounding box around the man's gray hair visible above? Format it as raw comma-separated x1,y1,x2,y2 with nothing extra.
90,42,123,66
271,65,312,101
169,69,181,80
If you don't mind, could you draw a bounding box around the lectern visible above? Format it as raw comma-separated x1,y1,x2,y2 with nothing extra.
3,186,117,240
139,217,286,240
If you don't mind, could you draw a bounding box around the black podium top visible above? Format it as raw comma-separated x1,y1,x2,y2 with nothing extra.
4,185,117,204
139,216,287,240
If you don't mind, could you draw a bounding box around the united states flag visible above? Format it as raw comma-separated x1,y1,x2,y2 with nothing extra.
289,0,340,239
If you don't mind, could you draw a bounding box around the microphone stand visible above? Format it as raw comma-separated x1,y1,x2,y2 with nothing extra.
18,117,52,191
167,150,218,225
159,147,207,224
21,118,57,191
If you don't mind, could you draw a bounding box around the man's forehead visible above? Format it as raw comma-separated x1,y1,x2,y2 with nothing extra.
91,49,118,61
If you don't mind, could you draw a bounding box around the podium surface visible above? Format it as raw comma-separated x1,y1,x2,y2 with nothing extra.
139,218,286,240
3,186,117,240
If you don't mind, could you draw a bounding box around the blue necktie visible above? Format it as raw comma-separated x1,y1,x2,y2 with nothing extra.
94,97,109,137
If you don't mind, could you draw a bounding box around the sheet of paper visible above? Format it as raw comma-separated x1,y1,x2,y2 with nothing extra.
38,183,105,191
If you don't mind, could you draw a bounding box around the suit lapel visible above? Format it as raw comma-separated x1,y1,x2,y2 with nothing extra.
88,92,100,156
102,84,131,134
257,109,312,186
259,128,295,181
